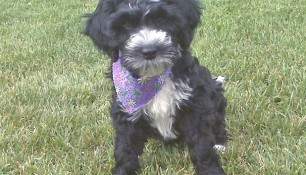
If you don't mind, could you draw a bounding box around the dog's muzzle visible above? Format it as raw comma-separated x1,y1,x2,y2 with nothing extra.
121,28,180,77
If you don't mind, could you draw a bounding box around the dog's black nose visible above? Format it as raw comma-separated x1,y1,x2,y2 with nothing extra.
142,47,157,60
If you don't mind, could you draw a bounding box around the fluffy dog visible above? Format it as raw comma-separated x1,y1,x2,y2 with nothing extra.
84,0,227,174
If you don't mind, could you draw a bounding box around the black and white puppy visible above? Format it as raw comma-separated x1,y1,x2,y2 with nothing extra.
84,0,227,174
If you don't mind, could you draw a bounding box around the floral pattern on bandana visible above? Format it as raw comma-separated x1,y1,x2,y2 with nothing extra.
112,58,172,113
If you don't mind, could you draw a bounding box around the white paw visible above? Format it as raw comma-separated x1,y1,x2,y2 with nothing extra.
215,76,225,84
214,144,226,153
213,76,225,87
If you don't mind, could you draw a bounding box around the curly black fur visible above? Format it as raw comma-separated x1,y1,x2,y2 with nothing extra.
84,0,228,174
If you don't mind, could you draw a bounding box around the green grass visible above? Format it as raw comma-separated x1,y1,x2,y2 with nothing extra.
0,0,305,174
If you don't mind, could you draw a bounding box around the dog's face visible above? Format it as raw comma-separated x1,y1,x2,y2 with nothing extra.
85,0,200,77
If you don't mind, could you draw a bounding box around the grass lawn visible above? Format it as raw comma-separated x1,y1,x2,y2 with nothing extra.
0,0,305,174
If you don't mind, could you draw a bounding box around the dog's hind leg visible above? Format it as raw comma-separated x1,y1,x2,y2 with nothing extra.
212,117,227,154
212,76,227,153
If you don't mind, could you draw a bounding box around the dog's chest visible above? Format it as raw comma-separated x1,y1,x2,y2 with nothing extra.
143,78,192,140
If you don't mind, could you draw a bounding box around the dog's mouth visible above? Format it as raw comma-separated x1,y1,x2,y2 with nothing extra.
121,49,178,77
120,28,180,77
123,57,173,77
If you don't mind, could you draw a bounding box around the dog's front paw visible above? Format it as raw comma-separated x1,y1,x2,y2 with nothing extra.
198,167,226,175
112,167,137,175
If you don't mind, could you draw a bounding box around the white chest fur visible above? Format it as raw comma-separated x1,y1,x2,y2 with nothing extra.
143,78,192,140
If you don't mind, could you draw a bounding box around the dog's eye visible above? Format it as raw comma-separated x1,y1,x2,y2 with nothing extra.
144,8,177,28
123,21,138,31
110,12,140,33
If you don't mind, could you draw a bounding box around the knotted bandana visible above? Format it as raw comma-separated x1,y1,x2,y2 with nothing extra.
112,58,171,113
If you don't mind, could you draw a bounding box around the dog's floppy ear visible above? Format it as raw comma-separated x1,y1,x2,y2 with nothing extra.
84,0,121,58
176,0,201,49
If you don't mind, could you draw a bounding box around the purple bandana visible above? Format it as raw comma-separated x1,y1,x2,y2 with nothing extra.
112,58,171,113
